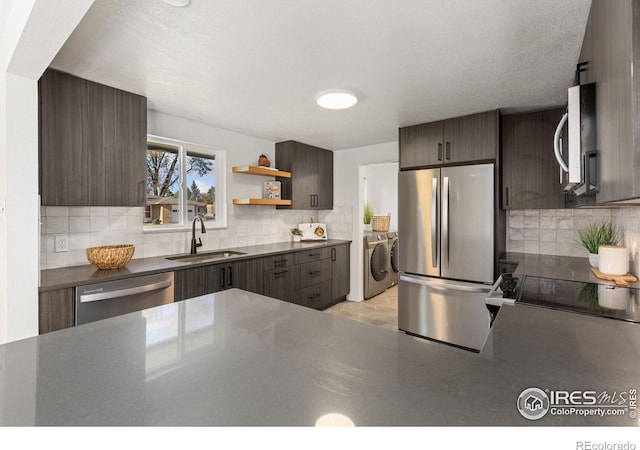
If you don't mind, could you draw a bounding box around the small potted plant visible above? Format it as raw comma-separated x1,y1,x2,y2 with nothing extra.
577,220,622,268
290,227,303,243
363,202,373,232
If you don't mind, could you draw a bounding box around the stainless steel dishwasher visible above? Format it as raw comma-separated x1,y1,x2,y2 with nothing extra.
75,272,174,325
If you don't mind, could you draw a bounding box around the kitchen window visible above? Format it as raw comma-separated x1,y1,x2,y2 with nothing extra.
144,135,227,231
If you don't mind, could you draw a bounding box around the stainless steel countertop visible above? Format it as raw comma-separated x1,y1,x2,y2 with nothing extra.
1,288,638,426
40,239,351,292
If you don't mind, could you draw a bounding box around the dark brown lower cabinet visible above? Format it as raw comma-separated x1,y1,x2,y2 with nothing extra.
294,259,331,290
297,281,332,309
175,259,264,300
41,244,350,333
331,243,350,302
174,267,206,301
263,266,294,303
39,288,74,334
232,258,264,294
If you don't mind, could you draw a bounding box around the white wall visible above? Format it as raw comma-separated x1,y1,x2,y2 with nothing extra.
362,163,398,232
0,0,94,344
334,142,398,301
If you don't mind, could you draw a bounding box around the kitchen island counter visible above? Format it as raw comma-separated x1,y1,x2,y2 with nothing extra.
0,289,638,426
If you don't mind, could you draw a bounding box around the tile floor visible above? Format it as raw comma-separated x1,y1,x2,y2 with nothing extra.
324,285,398,332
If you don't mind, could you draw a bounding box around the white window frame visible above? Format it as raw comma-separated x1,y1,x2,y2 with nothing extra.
144,134,227,233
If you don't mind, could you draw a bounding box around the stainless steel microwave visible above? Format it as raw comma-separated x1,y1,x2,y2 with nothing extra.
553,82,597,195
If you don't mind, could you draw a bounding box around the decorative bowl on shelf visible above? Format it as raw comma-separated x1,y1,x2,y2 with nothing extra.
86,244,135,270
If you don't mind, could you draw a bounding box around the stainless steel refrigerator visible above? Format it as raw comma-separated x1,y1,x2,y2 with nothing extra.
398,163,495,352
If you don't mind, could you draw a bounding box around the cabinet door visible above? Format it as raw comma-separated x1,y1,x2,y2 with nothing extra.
276,141,334,210
590,0,636,203
315,147,334,209
263,267,294,302
39,69,88,206
203,264,226,294
331,244,350,302
109,88,147,206
578,4,594,85
174,267,205,301
293,143,317,209
443,111,498,164
232,258,265,294
39,288,74,334
39,69,147,206
399,121,443,169
502,109,566,210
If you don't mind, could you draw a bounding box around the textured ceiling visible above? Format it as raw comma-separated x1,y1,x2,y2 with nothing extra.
50,0,591,150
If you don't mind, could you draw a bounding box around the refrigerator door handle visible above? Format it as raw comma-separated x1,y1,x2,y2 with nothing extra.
400,274,491,293
431,177,438,268
442,176,450,268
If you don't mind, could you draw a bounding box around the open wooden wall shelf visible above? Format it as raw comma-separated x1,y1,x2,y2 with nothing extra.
232,198,291,206
231,165,292,206
232,165,291,178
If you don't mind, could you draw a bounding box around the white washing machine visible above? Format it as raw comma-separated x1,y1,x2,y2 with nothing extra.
387,231,398,288
364,233,389,299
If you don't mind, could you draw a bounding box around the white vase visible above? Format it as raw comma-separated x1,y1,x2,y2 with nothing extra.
292,235,301,243
588,253,599,269
363,223,372,232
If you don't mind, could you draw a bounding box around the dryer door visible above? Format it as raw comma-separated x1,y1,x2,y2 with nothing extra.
390,240,399,274
370,243,389,282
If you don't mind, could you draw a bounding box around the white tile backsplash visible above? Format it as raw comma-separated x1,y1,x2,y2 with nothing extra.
46,216,69,234
40,204,353,269
507,207,640,258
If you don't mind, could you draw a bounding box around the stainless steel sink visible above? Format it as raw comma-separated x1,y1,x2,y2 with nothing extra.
166,250,247,263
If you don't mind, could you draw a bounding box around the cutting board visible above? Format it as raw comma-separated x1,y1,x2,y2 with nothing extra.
591,268,638,286
298,222,327,241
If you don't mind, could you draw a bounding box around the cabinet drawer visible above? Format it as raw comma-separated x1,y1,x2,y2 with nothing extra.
295,281,332,310
295,259,331,289
264,253,294,269
263,267,294,302
293,247,331,264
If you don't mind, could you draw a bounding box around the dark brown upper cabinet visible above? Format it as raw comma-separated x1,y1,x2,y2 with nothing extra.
579,0,640,204
275,140,333,210
501,108,567,210
399,110,498,169
39,68,147,206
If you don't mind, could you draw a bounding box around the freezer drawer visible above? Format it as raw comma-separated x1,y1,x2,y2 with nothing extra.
398,274,492,352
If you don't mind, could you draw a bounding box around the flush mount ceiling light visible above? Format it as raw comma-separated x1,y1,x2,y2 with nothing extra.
316,91,358,110
163,0,190,6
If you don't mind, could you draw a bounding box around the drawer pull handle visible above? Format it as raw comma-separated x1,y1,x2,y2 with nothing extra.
274,259,288,265
308,293,320,299
308,253,320,257
274,270,288,277
308,271,321,276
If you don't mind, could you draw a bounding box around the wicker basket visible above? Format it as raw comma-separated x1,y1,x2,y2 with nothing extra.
86,244,135,270
371,214,391,232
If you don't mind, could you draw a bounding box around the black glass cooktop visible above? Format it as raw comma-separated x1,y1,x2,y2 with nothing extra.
516,276,640,324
